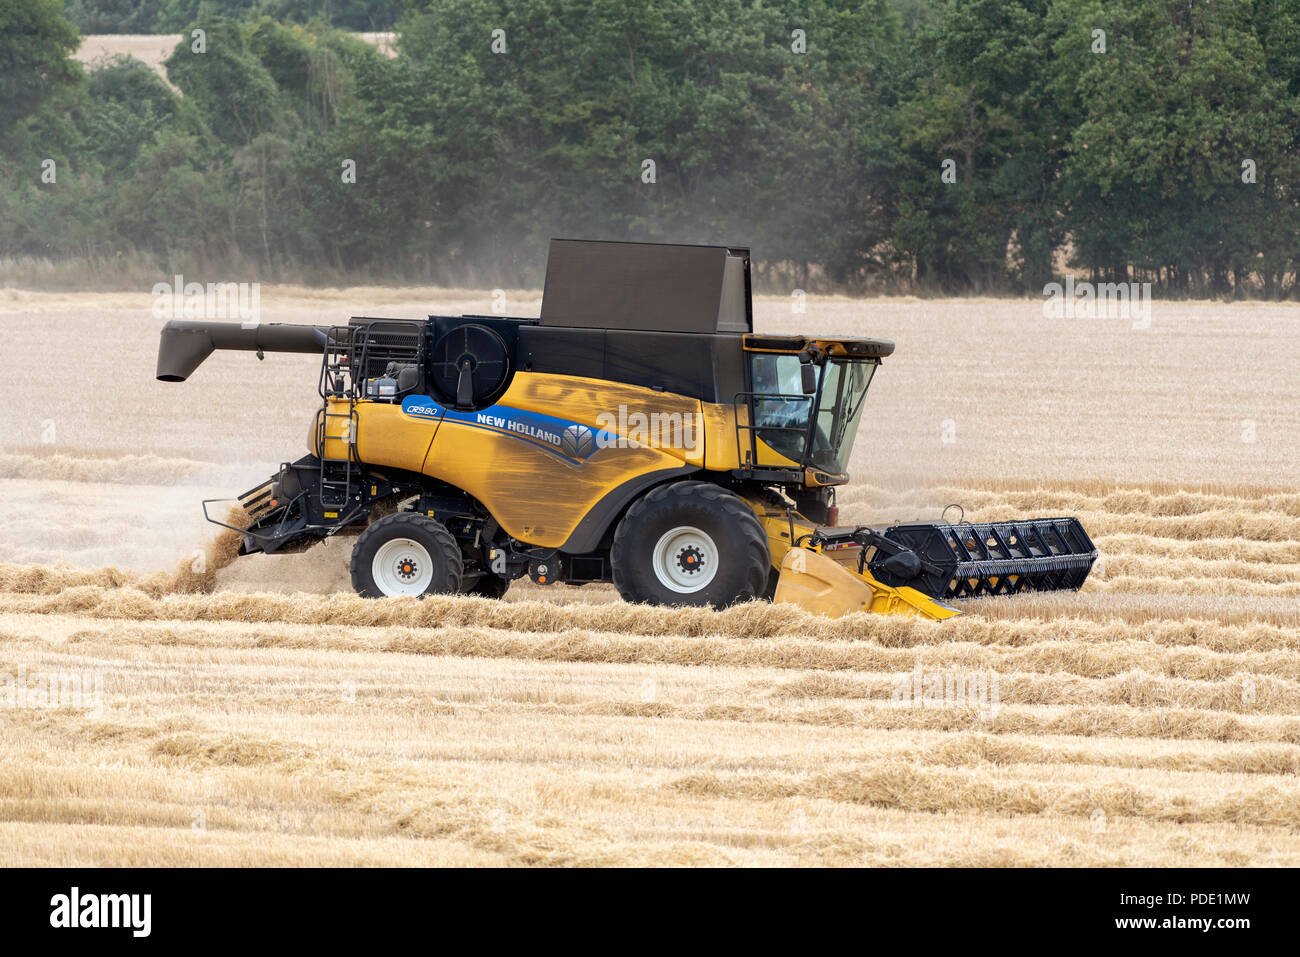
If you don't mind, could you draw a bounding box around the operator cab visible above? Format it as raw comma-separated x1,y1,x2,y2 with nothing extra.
741,334,893,482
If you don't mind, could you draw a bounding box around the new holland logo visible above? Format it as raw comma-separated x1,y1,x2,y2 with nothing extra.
561,424,595,459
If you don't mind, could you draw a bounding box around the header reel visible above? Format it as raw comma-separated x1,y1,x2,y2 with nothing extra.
774,518,1098,620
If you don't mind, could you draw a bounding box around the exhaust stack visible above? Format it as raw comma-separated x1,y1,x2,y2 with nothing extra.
156,320,331,382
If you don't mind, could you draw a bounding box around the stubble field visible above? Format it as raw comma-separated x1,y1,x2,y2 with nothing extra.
0,286,1296,866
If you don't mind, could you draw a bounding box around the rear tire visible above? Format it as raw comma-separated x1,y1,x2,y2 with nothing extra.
350,512,463,598
611,481,769,608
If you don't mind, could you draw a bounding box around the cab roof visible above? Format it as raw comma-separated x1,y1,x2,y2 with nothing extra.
743,334,895,359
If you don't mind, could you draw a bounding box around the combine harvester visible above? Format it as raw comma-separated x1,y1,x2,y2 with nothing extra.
156,240,1095,619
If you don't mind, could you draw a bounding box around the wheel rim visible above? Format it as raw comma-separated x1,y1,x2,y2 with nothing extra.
651,525,719,594
371,537,435,596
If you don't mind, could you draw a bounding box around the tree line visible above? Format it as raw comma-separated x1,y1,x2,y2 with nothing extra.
3,0,1299,295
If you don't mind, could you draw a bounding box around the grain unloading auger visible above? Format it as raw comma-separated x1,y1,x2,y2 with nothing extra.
155,239,1096,619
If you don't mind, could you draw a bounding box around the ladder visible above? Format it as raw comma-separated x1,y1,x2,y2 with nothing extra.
317,326,359,513
313,320,426,516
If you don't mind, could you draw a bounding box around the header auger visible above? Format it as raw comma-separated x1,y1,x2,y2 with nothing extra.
157,239,1096,618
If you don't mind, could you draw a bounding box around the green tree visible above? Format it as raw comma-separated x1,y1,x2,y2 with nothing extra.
0,0,82,144
85,56,183,173
63,0,166,33
1050,0,1300,295
163,16,287,146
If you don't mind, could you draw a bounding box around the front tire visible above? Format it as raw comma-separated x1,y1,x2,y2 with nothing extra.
350,512,463,598
611,481,769,608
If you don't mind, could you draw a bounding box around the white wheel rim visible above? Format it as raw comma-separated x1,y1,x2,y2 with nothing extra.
372,537,434,596
651,525,719,594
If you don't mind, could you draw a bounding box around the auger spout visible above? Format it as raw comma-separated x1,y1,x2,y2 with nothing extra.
156,320,332,382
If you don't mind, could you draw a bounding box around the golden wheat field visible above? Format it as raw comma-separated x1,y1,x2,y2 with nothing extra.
0,286,1297,866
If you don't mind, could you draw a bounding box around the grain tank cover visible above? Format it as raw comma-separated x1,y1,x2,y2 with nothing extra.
540,239,752,334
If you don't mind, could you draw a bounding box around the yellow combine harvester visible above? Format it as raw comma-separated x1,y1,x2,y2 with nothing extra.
156,240,1095,619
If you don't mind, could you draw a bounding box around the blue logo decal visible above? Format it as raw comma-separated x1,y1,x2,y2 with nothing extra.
400,395,611,462
401,395,444,419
